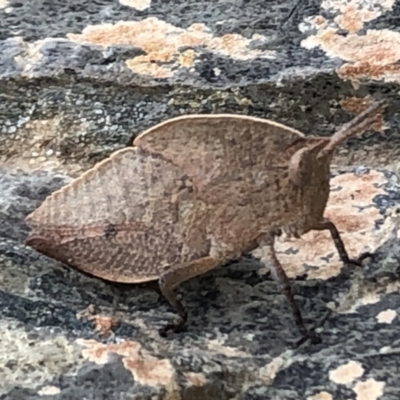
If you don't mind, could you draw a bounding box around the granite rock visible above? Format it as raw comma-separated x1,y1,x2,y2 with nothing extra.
0,0,400,175
2,166,400,399
1,0,400,399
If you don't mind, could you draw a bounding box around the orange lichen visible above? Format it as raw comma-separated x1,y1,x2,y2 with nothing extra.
308,392,333,400
338,61,400,83
303,29,400,65
258,357,284,384
119,0,151,11
78,339,177,387
89,315,117,336
302,0,399,83
178,49,197,68
38,386,61,396
340,97,378,115
320,0,394,22
376,309,397,324
184,372,207,387
329,360,364,384
76,305,117,336
67,18,275,77
353,378,385,400
314,15,327,26
325,0,395,12
334,3,380,33
328,170,385,206
346,293,381,313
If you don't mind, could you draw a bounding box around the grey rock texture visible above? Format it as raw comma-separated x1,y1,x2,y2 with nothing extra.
2,167,400,400
1,0,400,175
1,0,400,399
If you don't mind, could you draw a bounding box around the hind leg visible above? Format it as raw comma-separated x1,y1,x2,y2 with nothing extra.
158,256,223,336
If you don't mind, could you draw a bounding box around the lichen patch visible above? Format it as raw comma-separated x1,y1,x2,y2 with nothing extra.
258,357,284,385
329,360,364,384
329,170,385,204
333,3,381,33
184,372,207,387
320,0,394,31
87,314,117,335
207,339,249,358
353,378,385,400
119,0,151,11
67,18,275,78
338,62,400,83
320,0,395,12
376,309,397,324
307,391,333,400
38,386,61,396
76,305,117,336
179,49,198,68
77,339,177,387
344,293,381,314
301,0,399,83
303,29,400,65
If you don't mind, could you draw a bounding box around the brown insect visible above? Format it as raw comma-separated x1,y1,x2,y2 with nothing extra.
25,99,385,344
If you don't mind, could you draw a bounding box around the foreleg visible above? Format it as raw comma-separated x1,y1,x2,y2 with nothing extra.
313,218,373,266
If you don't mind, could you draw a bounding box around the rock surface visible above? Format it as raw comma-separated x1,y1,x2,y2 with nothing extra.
1,0,400,399
1,0,400,175
2,167,400,400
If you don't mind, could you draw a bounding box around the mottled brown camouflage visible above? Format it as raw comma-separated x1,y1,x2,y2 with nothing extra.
25,100,385,341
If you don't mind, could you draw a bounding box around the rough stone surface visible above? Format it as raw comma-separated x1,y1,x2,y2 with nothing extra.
2,166,400,399
1,0,400,175
2,0,400,399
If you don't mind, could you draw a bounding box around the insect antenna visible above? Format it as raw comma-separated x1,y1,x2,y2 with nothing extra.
319,99,386,157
